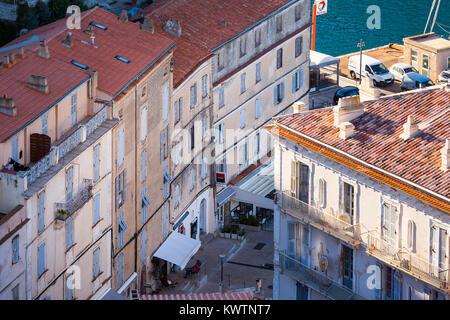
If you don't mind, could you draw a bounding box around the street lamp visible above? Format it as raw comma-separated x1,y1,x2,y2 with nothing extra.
357,39,365,85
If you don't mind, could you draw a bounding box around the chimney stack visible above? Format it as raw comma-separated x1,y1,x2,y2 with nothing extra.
400,115,419,140
38,40,50,59
119,10,128,22
292,101,308,113
339,122,355,140
17,47,26,59
8,52,16,65
28,75,49,93
84,24,94,36
333,95,364,127
2,55,11,68
441,139,450,171
163,19,182,37
62,32,74,47
0,95,17,116
141,18,154,34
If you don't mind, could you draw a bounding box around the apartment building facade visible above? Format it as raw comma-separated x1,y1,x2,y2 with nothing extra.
266,86,450,300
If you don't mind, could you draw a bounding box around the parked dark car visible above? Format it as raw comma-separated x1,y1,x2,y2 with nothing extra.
333,86,360,105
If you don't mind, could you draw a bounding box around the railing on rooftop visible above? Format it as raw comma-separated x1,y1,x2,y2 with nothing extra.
367,231,449,291
19,106,108,187
278,250,360,300
281,191,360,246
55,179,93,221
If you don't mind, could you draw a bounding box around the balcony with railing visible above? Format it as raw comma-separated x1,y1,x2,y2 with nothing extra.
55,179,93,221
281,191,361,247
367,232,449,292
278,250,363,300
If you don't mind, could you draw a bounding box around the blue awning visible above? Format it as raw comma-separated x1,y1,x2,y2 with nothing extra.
173,211,190,230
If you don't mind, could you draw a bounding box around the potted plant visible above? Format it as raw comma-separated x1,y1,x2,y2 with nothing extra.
56,208,70,220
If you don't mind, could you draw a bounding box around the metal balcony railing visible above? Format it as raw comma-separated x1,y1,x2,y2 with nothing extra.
367,232,449,291
55,179,93,221
278,250,361,300
281,191,360,246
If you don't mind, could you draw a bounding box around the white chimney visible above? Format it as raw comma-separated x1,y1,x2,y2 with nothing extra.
441,139,450,171
292,101,308,113
333,95,364,127
339,122,355,140
400,115,419,140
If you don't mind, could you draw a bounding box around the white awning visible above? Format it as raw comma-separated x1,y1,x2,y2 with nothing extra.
310,50,340,68
153,231,201,270
235,158,274,197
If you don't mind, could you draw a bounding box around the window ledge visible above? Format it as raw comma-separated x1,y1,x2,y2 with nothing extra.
92,218,104,229
65,243,77,254
92,271,103,283
38,268,48,280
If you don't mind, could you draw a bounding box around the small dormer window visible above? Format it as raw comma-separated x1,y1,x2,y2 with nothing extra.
71,60,88,70
115,55,130,63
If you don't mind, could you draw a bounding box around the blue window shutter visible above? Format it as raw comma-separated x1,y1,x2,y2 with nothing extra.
163,83,169,120
292,73,296,93
94,193,100,224
38,242,45,275
162,204,168,236
66,166,73,202
94,144,100,182
115,176,119,211
42,115,48,135
281,81,285,101
160,130,165,163
179,97,183,120
140,229,146,262
240,109,245,128
11,138,18,162
300,69,304,88
122,169,127,204
12,236,19,263
274,86,278,105
255,98,260,119
174,100,178,123
66,218,73,249
38,191,45,233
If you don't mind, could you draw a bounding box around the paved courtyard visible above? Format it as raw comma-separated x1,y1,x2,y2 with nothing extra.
155,230,274,299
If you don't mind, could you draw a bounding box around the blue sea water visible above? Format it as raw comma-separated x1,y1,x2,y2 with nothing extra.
311,0,450,56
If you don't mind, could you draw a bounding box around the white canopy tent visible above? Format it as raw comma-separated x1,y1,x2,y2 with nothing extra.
153,231,201,270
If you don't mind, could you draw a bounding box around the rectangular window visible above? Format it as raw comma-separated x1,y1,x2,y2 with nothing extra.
93,247,100,279
12,285,19,300
292,69,304,92
117,127,124,167
255,29,261,47
239,142,248,167
163,83,169,120
217,124,224,144
12,235,19,264
141,106,147,141
190,126,195,150
38,242,46,276
38,191,45,233
256,63,261,83
93,143,100,182
319,178,326,207
290,161,309,204
274,81,285,105
219,87,225,108
190,83,197,108
190,167,195,190
141,188,150,223
276,15,283,33
240,38,247,57
66,217,73,249
163,165,170,200
240,109,246,129
202,114,207,138
295,36,303,57
202,75,208,98
343,182,355,222
382,203,397,247
140,229,146,262
411,50,418,69
407,220,415,251
174,100,179,124
241,73,246,93
11,137,18,162
277,48,283,69
160,126,169,162
71,94,77,126
65,166,73,202
115,170,126,210
342,245,353,290
93,192,101,225
255,97,261,119
217,53,224,71
201,158,207,179
422,54,430,77
162,203,168,237
141,149,147,182
118,212,128,248
174,185,180,208
254,132,260,155
42,114,48,135
295,4,302,21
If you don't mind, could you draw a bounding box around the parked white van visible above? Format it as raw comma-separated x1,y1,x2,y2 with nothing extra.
348,54,394,87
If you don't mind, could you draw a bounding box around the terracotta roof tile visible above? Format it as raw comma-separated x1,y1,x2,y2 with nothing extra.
273,87,450,199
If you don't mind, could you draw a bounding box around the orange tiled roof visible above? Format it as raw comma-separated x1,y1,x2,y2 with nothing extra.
0,7,174,142
144,0,295,87
272,87,450,200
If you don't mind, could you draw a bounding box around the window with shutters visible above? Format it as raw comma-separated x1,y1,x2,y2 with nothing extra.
71,94,77,126
141,188,150,223
190,167,195,190
274,81,284,104
202,75,208,98
12,284,19,300
190,126,195,150
174,185,180,208
254,132,260,155
190,83,197,108
295,36,303,57
342,245,353,290
162,203,168,237
163,82,169,120
255,97,261,119
93,247,100,279
66,217,73,249
163,165,170,200
141,106,147,141
174,97,183,124
117,127,124,167
118,212,128,248
239,142,248,169
202,114,207,139
38,242,46,276
240,38,247,57
318,178,326,207
407,220,415,251
292,69,304,92
290,161,309,204
38,190,45,233
93,193,101,225
66,166,73,202
254,29,261,48
385,267,401,300
117,253,124,288
382,202,397,248
141,149,146,182
255,62,261,83
160,126,169,162
219,87,225,108
201,158,207,179
93,143,100,182
240,109,246,129
217,124,224,144
342,182,355,223
12,235,19,264
140,229,146,262
277,48,283,69
276,15,283,33
430,225,448,281
241,73,246,94
115,170,126,210
42,114,48,135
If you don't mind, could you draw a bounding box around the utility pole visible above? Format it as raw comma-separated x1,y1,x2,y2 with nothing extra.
219,254,225,293
357,39,365,85
311,2,317,51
